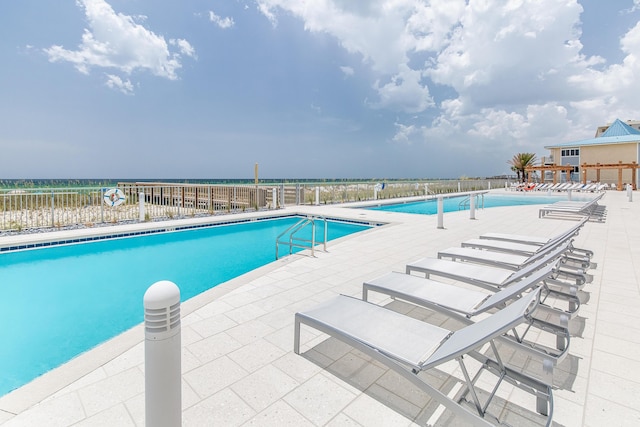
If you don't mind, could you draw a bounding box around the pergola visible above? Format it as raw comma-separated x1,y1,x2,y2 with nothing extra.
524,164,574,184
580,161,640,190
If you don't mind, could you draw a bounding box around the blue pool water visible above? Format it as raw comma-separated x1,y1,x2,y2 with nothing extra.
366,193,587,215
0,216,370,396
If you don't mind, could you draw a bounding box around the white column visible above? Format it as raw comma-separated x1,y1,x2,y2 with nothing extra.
470,195,476,220
144,281,181,427
139,192,145,221
437,196,444,229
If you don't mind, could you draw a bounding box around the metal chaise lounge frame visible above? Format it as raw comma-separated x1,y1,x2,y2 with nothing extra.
438,240,589,281
457,225,593,283
406,247,586,299
362,262,572,367
460,217,591,260
477,217,593,259
538,193,605,220
294,290,553,426
479,217,590,248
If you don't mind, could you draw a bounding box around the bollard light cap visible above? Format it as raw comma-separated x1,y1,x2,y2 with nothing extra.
144,280,180,309
144,281,181,340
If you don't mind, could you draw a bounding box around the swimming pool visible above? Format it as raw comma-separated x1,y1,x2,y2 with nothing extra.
365,193,590,215
0,216,371,396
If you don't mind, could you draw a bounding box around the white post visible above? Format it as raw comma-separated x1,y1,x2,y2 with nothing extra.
470,195,476,220
424,183,429,195
437,196,444,229
457,182,461,192
374,186,379,200
280,184,285,207
488,181,491,190
627,184,633,202
139,192,145,221
315,187,320,206
144,281,181,427
272,188,277,209
567,189,572,201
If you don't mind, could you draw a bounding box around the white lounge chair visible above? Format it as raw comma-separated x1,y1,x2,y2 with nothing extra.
538,193,605,220
479,217,586,245
462,219,590,260
438,240,590,282
406,249,585,292
294,290,553,426
477,217,594,263
363,263,573,364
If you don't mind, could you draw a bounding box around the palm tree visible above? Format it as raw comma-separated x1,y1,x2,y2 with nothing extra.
508,153,538,182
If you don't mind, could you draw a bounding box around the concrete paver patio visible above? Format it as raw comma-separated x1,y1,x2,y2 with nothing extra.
1,189,639,426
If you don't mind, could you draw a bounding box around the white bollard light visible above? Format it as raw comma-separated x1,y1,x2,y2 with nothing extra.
627,184,633,202
470,195,476,220
139,192,145,221
144,281,181,427
567,189,572,201
437,196,444,229
272,188,277,209
315,186,320,205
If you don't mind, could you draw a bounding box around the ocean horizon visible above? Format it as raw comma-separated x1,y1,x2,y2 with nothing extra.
0,176,512,189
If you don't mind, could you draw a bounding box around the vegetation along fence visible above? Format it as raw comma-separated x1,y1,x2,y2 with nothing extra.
0,179,509,232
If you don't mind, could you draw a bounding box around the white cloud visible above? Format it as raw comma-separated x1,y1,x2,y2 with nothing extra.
44,0,194,89
170,38,197,59
370,65,434,113
258,0,640,165
105,74,134,94
256,0,447,112
340,65,354,77
626,0,640,13
392,122,417,144
209,10,235,29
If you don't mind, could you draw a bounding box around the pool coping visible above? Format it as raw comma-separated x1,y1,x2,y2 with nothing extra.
0,210,384,253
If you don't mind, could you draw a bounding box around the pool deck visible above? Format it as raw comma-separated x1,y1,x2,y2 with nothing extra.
1,189,639,426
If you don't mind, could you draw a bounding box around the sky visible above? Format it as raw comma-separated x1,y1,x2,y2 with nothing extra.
1,0,640,180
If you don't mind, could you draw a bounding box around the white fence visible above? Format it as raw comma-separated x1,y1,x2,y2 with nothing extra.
1,180,508,232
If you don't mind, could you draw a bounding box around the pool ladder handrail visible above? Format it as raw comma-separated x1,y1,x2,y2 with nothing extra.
275,215,328,260
458,193,485,210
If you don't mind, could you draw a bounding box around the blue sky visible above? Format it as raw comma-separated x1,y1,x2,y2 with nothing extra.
1,0,639,179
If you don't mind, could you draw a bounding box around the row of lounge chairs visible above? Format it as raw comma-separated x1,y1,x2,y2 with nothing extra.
538,192,606,221
511,182,608,192
294,217,594,425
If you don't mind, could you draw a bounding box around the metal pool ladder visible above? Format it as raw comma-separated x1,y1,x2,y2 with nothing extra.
276,216,328,259
458,193,485,210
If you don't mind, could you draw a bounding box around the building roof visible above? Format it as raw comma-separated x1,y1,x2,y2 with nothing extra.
545,118,640,148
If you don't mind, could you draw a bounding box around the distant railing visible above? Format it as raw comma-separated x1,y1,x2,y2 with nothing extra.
1,184,269,232
0,179,510,232
294,179,507,205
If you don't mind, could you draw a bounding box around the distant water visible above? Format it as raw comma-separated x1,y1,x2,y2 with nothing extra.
0,178,392,189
